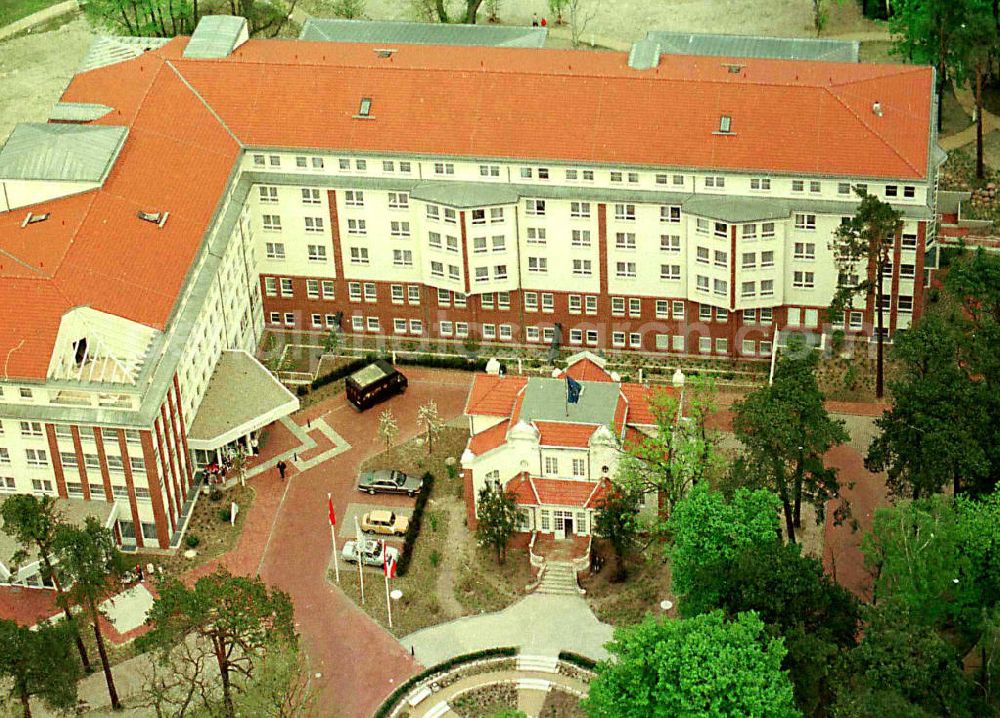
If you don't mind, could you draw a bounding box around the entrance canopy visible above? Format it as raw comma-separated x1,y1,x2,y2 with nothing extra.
187,350,298,451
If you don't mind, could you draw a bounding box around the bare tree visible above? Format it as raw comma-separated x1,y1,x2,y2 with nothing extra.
568,0,599,47
417,401,443,454
377,409,399,451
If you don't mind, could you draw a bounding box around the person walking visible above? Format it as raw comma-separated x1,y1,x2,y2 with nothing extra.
532,12,539,26
277,459,287,481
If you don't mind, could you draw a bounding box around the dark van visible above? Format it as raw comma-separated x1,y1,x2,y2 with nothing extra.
345,360,407,411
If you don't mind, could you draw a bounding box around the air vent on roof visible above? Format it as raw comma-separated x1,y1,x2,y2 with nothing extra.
137,210,169,227
374,48,396,58
723,63,745,74
872,100,883,117
355,97,373,119
21,212,50,227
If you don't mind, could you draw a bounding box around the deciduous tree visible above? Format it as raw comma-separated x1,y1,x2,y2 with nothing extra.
138,570,296,718
377,408,398,451
593,486,644,581
417,401,443,454
585,611,800,718
53,517,128,711
616,378,722,520
667,484,781,605
0,494,91,671
0,619,81,718
475,482,518,565
829,189,902,399
732,343,849,542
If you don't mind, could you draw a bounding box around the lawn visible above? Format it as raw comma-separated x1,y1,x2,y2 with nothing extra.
581,540,675,627
0,0,65,28
338,427,532,636
132,483,255,578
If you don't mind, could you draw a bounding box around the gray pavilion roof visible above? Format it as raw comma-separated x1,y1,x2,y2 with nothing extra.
0,123,128,182
183,15,248,59
645,31,859,63
78,35,171,74
300,18,547,48
518,377,620,426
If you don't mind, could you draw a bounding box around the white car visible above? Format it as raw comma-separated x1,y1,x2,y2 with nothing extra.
341,539,400,567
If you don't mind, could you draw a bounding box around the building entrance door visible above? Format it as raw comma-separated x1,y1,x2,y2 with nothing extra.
554,510,574,538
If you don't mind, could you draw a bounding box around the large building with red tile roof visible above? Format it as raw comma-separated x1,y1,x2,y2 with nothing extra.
461,352,675,536
0,17,939,563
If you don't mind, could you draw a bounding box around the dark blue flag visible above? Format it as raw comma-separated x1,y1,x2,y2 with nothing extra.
566,376,582,404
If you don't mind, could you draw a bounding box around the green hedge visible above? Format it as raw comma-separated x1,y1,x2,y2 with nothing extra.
558,651,598,671
373,646,518,718
395,354,489,372
310,354,375,390
396,471,434,577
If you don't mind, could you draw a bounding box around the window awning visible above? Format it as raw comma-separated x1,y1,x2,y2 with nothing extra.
187,351,299,451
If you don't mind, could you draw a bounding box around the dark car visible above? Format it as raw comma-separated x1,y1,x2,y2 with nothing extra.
357,469,423,497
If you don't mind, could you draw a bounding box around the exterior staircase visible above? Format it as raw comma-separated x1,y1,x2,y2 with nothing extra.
536,560,581,596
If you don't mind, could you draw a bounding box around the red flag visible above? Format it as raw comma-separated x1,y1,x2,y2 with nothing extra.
327,497,336,527
382,541,396,578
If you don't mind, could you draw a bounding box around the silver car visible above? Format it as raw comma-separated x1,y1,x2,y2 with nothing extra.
341,539,400,567
356,469,423,497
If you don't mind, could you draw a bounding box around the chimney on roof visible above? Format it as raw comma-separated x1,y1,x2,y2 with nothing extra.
374,48,396,59
872,100,883,117
21,212,50,228
137,210,169,227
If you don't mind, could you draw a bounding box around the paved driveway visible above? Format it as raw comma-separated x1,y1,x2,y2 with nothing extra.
257,368,473,718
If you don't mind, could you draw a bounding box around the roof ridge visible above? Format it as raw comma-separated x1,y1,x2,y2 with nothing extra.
166,60,244,147
822,84,923,177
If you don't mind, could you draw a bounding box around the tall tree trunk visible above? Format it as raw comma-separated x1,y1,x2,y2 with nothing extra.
220,661,235,718
91,601,121,711
875,260,885,399
937,23,946,131
977,64,985,180
793,456,804,528
434,0,449,22
19,682,32,718
42,554,91,672
775,463,797,543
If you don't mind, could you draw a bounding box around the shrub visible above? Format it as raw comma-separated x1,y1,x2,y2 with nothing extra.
395,354,488,372
185,534,200,548
296,384,310,397
310,354,376,390
831,329,846,353
208,486,223,502
429,549,442,568
218,507,231,522
373,647,518,718
558,650,597,670
396,472,434,577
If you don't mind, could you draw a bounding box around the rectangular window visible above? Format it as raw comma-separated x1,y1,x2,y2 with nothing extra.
490,207,504,223
390,221,410,237
616,262,637,278
348,282,362,301
660,205,681,223
439,321,453,336
572,259,592,276
473,237,487,254
491,235,506,252
612,297,625,316
570,201,591,218
346,219,366,235
612,331,625,347
585,295,597,315
656,300,669,318
760,280,774,297
660,235,680,252
792,271,815,288
713,250,727,268
741,281,755,297
614,203,636,221
705,176,725,188
904,186,916,198
344,190,364,207
793,242,816,260
885,185,898,197
760,308,773,324
428,231,442,248
494,265,508,280
409,319,423,334
742,252,756,269
280,278,293,296
792,180,804,192
795,214,816,230
258,185,278,203
527,257,547,273
349,247,369,265
615,232,636,250
761,222,775,238
660,264,681,280
284,312,295,326
585,330,598,345
434,162,455,175
526,327,540,342
628,298,641,316
307,279,320,299
541,293,554,312
750,178,771,191
322,280,335,299
443,208,457,224
714,222,728,238
392,249,413,266
610,170,622,183
471,209,486,225
761,250,775,268
526,227,547,244
388,192,409,209
571,229,591,247
262,214,282,231
25,448,48,467
696,275,709,293
391,284,405,304
696,246,709,264
426,205,440,221
307,244,328,262
479,164,500,177
475,267,489,283
838,182,851,195
716,338,729,353
524,292,538,311
526,199,546,216
32,479,53,493
810,181,821,193
455,322,469,338
901,233,918,250
699,304,712,322
265,242,285,260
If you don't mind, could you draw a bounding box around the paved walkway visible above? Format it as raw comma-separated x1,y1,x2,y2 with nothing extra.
0,0,78,40
401,593,614,667
940,83,999,151
406,668,589,718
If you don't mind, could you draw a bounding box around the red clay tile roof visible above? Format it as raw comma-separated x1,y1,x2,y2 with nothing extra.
507,476,610,508
535,421,596,448
465,375,527,416
560,358,613,383
468,419,509,455
619,383,680,426
0,58,239,380
0,37,933,379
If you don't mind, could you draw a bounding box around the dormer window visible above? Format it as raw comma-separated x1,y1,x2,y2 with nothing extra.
137,210,169,227
357,97,372,118
21,212,50,227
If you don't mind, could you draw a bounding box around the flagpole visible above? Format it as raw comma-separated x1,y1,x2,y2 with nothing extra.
383,542,393,629
328,493,340,584
355,515,365,604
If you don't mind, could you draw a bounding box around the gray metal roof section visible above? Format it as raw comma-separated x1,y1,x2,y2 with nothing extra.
48,102,115,122
628,39,661,70
645,31,859,63
300,18,547,48
0,123,128,182
518,377,620,426
682,194,933,222
78,35,171,74
410,181,519,208
183,15,248,59
187,350,297,444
